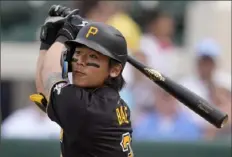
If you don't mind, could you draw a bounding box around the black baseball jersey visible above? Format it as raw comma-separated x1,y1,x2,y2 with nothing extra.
47,82,133,157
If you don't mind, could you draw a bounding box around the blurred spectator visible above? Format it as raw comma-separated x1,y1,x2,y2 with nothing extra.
139,11,178,77
179,38,231,140
140,11,175,54
106,2,142,54
179,39,222,126
133,86,202,141
143,11,175,51
203,72,231,140
123,51,155,115
79,0,117,23
1,105,60,139
79,1,142,53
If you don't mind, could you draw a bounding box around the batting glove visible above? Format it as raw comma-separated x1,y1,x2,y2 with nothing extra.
39,5,79,50
29,93,48,113
56,12,88,44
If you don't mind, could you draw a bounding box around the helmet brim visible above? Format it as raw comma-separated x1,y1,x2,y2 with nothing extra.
65,38,121,63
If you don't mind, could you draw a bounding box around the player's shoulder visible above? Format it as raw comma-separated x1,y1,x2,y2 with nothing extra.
92,87,131,107
92,86,119,98
87,86,130,112
50,83,94,107
90,86,120,105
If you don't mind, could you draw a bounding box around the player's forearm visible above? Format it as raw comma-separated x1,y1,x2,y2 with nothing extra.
35,50,47,93
41,41,65,98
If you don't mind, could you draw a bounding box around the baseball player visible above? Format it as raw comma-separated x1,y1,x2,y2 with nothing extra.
30,6,133,157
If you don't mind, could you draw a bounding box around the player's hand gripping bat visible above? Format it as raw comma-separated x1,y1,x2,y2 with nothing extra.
48,5,228,128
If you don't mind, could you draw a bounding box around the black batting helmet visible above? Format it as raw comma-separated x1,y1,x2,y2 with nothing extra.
61,22,128,78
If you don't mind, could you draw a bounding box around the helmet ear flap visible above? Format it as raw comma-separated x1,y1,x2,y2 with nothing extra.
61,48,69,79
61,46,75,79
62,61,69,79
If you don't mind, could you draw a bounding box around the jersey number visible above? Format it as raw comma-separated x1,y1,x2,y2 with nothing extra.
120,132,133,157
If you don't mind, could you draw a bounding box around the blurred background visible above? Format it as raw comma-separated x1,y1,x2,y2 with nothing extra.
1,1,231,157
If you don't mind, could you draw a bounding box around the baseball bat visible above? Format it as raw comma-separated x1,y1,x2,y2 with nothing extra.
127,56,228,128
49,5,228,128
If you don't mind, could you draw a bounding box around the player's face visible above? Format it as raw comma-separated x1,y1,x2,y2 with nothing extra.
71,46,121,88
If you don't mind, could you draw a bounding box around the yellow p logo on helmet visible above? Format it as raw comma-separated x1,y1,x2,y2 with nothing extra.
86,26,98,38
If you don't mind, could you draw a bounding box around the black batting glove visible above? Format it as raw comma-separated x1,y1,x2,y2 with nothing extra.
39,5,79,50
39,16,65,50
56,13,88,44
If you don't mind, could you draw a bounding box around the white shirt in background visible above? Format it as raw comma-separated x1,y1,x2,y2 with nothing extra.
1,106,60,139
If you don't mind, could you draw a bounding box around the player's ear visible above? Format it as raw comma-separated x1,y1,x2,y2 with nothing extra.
109,64,122,78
